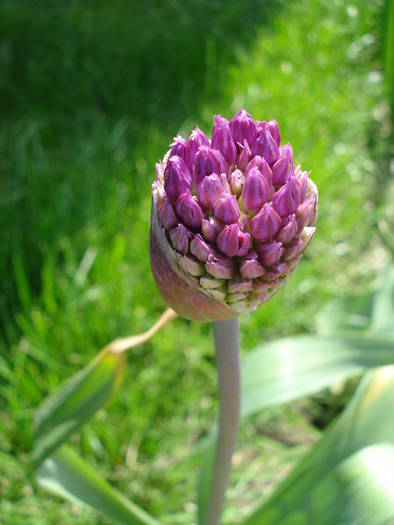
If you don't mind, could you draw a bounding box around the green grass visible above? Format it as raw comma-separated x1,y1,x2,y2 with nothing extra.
0,0,391,524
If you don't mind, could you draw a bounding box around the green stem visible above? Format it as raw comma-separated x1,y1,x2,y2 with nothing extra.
204,317,241,525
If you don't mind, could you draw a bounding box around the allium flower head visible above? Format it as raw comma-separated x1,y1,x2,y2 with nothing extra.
150,110,318,321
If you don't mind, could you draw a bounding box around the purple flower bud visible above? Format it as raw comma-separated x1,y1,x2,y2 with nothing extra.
251,203,281,241
245,155,273,186
201,217,223,243
188,126,210,158
272,144,294,187
296,197,315,232
255,241,284,266
190,234,213,262
229,169,245,196
220,173,231,193
283,237,303,261
253,279,271,293
211,115,237,165
272,176,301,217
230,109,257,147
240,257,265,279
214,194,240,225
226,291,249,304
175,191,203,229
241,167,270,212
194,146,229,189
249,291,271,310
286,255,302,272
277,262,289,277
253,125,280,166
164,156,192,203
267,119,281,146
237,140,251,171
210,289,227,302
295,165,310,202
197,173,222,210
169,224,190,254
217,224,250,257
151,110,318,321
169,135,193,172
158,196,177,229
238,213,250,233
205,253,235,279
227,277,253,293
200,276,226,290
255,120,267,133
178,255,205,276
276,214,298,243
261,268,280,283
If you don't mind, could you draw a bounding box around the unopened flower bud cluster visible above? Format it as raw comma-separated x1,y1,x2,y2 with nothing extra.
153,110,317,313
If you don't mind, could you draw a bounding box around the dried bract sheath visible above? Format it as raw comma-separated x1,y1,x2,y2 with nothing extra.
150,110,318,321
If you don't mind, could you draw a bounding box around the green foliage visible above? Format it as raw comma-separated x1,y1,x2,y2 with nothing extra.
36,446,161,525
1,0,392,524
199,266,394,524
33,347,127,466
34,268,394,525
243,370,394,524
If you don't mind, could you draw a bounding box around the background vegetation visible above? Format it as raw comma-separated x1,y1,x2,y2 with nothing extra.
0,0,392,524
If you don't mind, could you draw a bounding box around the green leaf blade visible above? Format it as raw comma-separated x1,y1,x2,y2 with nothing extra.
243,367,394,525
36,446,161,525
33,348,127,465
242,335,394,418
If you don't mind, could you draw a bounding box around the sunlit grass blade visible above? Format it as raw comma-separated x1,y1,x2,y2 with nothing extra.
242,366,394,524
36,445,161,525
241,334,394,418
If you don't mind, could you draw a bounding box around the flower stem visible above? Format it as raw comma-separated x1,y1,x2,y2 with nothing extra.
205,317,241,525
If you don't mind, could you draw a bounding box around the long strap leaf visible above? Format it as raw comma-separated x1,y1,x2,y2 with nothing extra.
198,334,394,524
33,309,177,465
33,309,176,525
243,367,394,524
36,445,161,525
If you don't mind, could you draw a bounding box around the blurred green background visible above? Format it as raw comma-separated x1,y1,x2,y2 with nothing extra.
0,0,392,524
